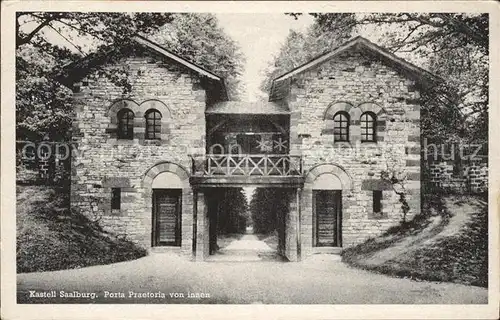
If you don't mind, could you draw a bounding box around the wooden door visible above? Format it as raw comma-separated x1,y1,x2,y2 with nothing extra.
152,189,181,246
314,190,342,247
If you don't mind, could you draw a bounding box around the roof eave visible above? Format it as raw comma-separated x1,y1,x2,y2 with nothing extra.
132,35,222,82
269,36,445,100
54,35,227,100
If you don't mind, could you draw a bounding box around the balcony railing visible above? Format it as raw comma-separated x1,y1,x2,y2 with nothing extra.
191,154,303,177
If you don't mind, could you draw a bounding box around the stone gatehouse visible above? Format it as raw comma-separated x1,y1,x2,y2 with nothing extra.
62,35,432,261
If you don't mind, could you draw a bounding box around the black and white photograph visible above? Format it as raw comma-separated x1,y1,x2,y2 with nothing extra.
1,1,499,319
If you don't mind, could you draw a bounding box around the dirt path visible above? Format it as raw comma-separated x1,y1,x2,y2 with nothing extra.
222,234,274,251
209,234,276,262
352,195,486,272
17,253,487,304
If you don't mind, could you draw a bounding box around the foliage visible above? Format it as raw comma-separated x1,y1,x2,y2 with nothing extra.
16,12,175,51
381,166,410,223
16,12,175,140
426,43,488,144
17,185,147,273
260,30,307,94
344,13,487,145
16,12,245,140
369,13,487,146
149,13,246,100
282,13,488,145
215,188,249,234
260,14,356,93
249,188,289,234
16,45,74,140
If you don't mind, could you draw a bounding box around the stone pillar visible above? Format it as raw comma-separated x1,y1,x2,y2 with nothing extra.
181,187,194,257
285,188,299,262
405,103,421,219
194,189,209,260
300,187,314,259
296,188,302,261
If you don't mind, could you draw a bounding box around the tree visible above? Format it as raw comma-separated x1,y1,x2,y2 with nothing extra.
260,14,356,93
16,12,175,140
16,45,75,140
149,13,246,101
16,13,246,140
363,13,487,145
426,42,488,144
307,13,489,145
380,148,411,223
16,12,175,51
217,188,249,234
260,30,308,94
293,13,487,55
249,188,289,234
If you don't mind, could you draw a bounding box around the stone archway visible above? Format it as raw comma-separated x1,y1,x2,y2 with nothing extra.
143,161,189,187
142,162,193,254
305,163,353,190
311,173,343,190
301,163,353,257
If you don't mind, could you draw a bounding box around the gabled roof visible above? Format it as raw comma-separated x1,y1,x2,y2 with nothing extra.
56,34,228,100
206,101,289,115
269,36,444,101
133,35,222,81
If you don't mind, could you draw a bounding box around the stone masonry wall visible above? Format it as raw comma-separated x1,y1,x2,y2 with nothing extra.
427,160,488,193
71,52,207,253
285,49,421,255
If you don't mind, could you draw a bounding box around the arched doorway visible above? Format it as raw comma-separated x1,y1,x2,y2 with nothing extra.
304,164,353,252
312,173,343,247
151,172,183,247
143,162,191,251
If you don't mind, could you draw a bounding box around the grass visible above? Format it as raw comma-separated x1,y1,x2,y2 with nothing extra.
17,185,147,273
342,193,488,287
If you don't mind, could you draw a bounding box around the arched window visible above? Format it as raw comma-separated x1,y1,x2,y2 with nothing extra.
360,112,377,142
333,112,350,142
145,109,162,140
117,108,134,139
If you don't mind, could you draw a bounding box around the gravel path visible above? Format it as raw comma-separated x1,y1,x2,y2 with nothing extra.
222,234,274,252
17,252,487,304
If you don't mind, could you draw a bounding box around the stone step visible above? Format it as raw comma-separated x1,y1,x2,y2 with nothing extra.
312,247,342,255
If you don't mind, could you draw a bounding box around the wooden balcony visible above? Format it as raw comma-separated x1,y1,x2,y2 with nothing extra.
190,154,304,187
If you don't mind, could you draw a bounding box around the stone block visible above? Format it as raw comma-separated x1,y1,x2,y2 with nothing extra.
361,179,393,190
102,177,131,187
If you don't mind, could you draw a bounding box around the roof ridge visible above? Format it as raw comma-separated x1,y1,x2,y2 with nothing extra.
269,36,444,101
55,34,227,100
132,35,222,81
272,36,364,82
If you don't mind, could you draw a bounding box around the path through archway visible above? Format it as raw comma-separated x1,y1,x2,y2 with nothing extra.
205,187,290,262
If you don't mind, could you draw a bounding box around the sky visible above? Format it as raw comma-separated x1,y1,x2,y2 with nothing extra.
215,13,314,101
214,14,314,201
